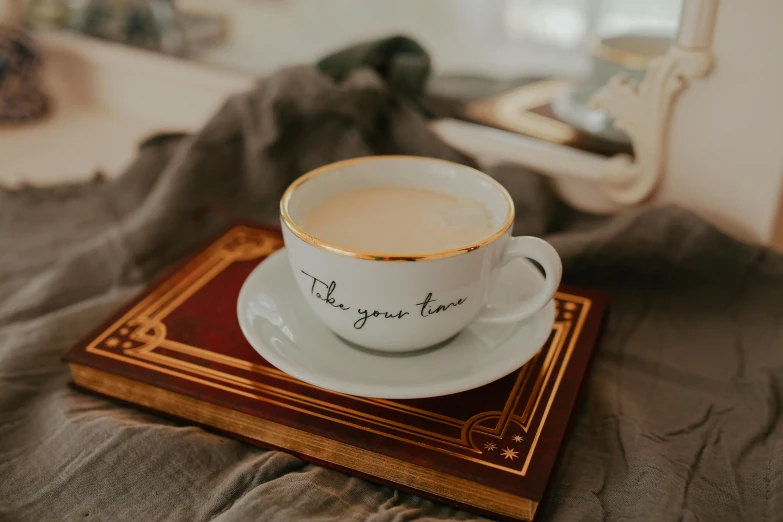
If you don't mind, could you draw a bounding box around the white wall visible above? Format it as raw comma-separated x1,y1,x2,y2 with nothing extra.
662,1,783,243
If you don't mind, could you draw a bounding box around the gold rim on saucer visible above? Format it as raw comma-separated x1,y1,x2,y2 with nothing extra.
279,156,515,262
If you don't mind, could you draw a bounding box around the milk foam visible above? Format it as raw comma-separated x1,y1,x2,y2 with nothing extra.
300,186,496,254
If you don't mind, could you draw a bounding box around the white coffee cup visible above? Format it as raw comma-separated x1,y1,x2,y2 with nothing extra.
280,156,562,352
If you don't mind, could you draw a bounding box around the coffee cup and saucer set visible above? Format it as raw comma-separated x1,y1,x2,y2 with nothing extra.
237,156,562,399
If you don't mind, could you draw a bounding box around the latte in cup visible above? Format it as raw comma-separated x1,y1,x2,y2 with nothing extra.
300,186,496,254
280,156,563,352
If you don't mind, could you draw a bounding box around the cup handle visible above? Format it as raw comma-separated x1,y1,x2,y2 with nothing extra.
475,236,562,324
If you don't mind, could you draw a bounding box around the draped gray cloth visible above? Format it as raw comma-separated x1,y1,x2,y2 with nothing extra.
1,65,781,522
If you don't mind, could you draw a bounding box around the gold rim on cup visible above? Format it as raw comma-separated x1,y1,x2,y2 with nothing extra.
279,156,515,262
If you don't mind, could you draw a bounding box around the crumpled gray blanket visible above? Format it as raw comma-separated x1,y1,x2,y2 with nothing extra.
1,65,782,522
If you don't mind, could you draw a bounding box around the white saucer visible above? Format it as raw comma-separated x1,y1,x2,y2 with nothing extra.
237,249,555,399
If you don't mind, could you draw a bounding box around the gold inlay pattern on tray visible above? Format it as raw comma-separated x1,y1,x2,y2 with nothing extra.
86,226,591,476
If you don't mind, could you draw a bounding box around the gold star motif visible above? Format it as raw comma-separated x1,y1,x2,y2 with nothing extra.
565,302,577,311
512,434,524,443
484,442,496,451
105,338,119,347
501,447,519,460
119,328,130,335
121,341,133,349
563,312,573,320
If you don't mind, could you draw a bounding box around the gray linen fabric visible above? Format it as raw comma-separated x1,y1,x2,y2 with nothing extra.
1,65,782,522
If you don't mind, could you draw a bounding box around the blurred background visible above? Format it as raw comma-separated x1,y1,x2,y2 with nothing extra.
10,0,782,252
19,0,682,77
3,0,684,184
